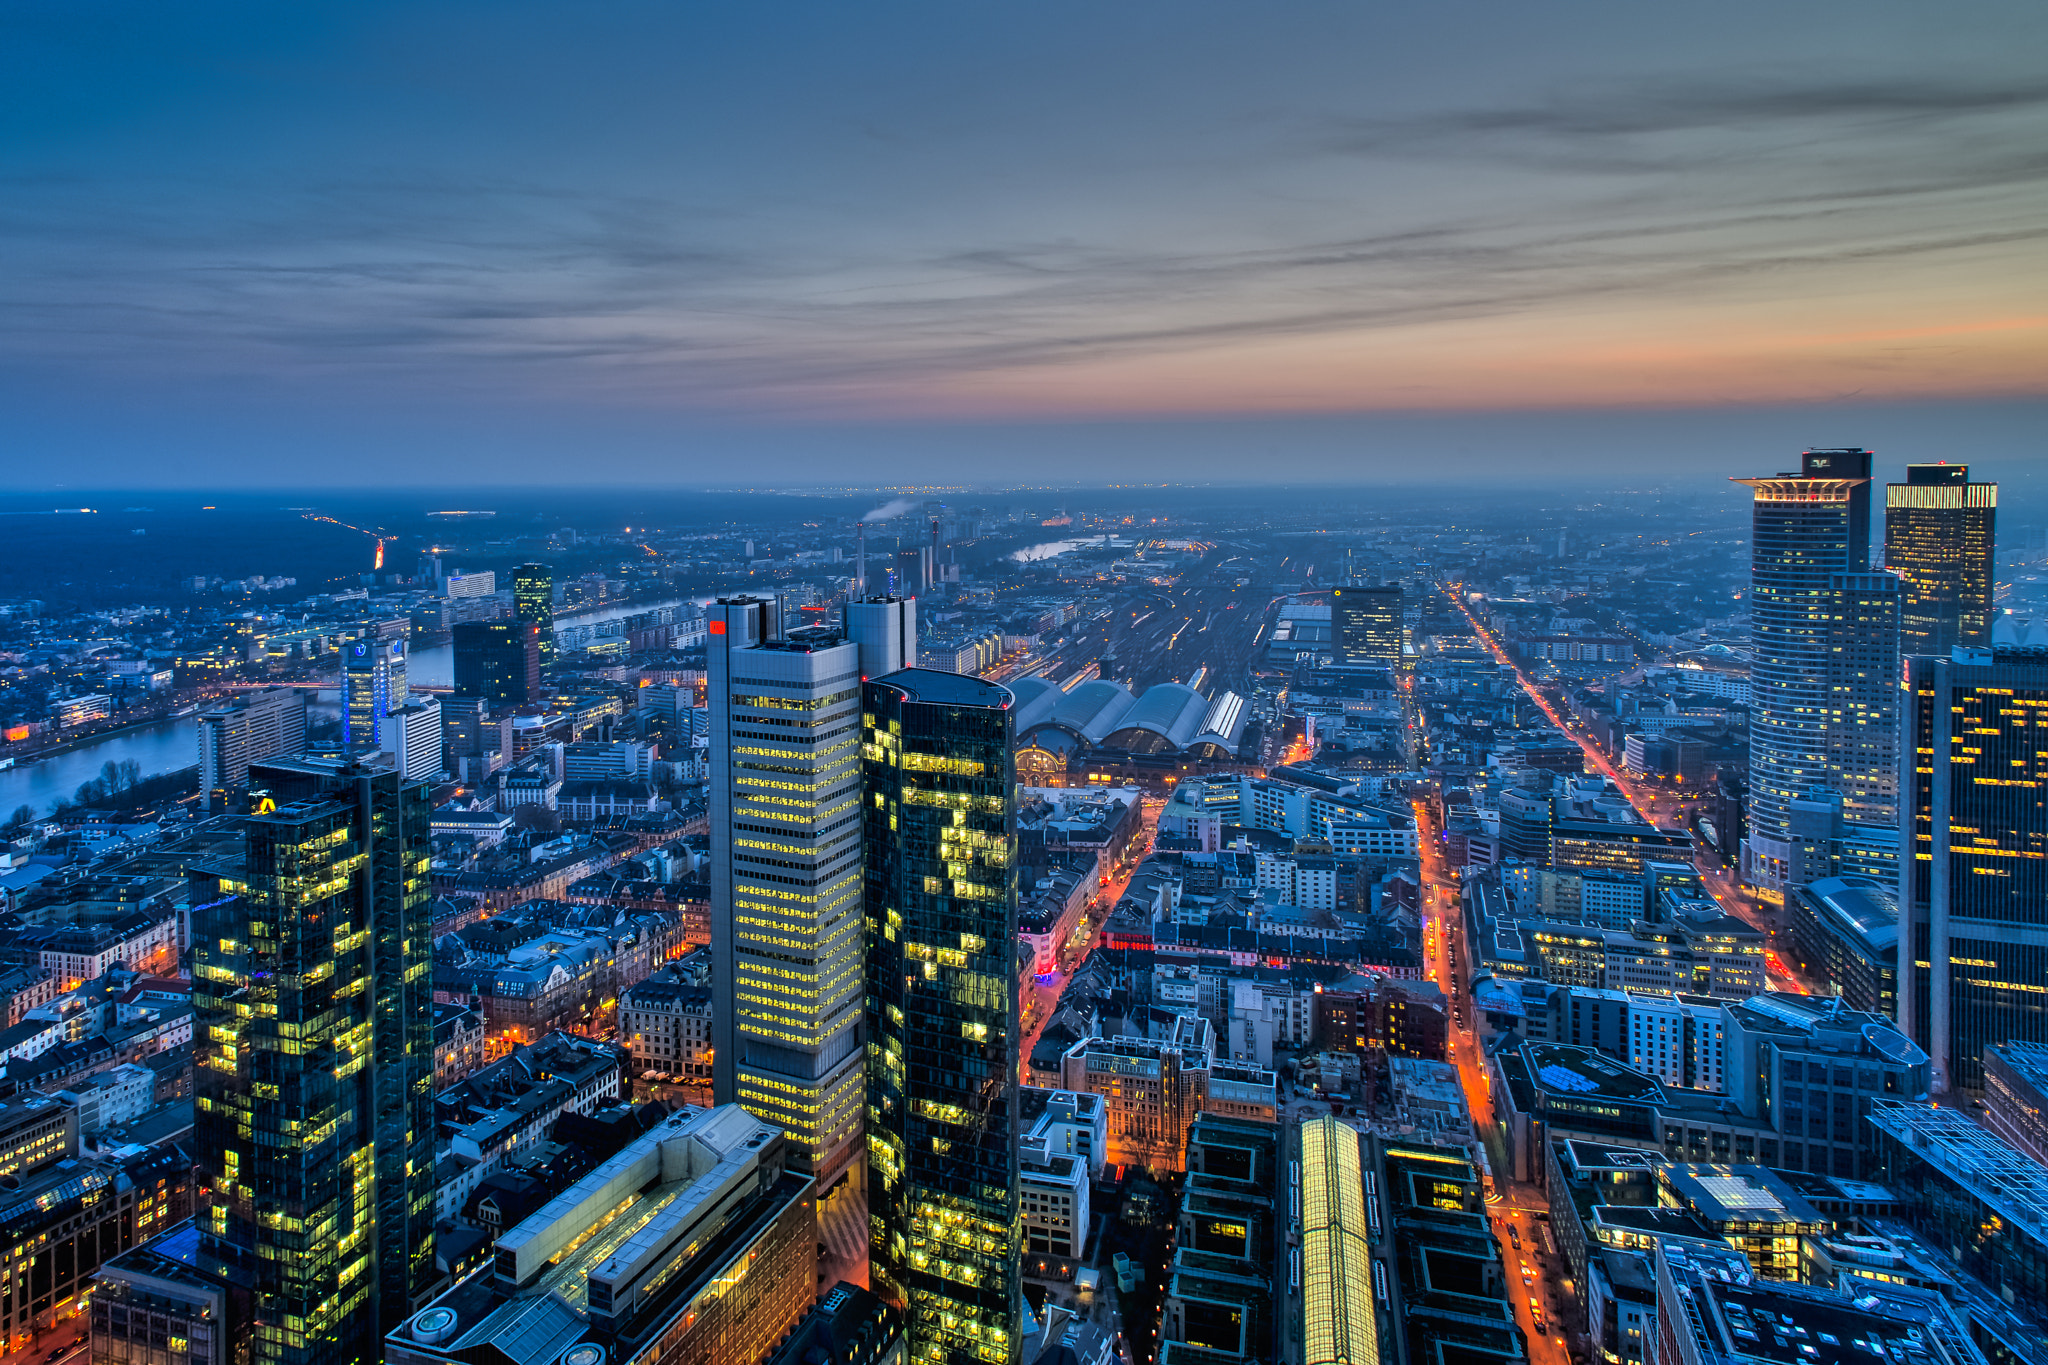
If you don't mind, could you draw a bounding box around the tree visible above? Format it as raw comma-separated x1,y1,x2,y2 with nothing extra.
4,804,36,831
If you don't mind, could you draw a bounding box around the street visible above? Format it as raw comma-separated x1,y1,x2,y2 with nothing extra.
1413,796,1575,1365
1443,583,1816,995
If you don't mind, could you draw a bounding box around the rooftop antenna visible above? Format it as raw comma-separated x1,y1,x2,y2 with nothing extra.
856,520,867,600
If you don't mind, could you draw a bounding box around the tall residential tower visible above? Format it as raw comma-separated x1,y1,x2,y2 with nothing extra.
707,594,916,1189
1885,463,1997,657
863,668,1020,1365
191,756,437,1365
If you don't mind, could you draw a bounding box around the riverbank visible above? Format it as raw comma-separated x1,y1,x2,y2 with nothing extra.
2,705,199,768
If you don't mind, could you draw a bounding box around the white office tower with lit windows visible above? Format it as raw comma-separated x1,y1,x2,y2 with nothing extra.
707,593,916,1190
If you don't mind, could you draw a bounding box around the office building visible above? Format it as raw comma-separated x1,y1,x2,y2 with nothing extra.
192,756,436,1365
451,619,541,707
1982,1041,2048,1165
1653,1236,1989,1365
1734,449,1872,897
862,667,1021,1365
342,636,408,751
1783,876,1898,1019
1886,462,1997,657
1164,1113,1283,1364
93,1221,249,1365
1721,993,1928,1180
196,683,309,802
765,1282,908,1365
386,1105,817,1365
2,1138,195,1349
382,695,443,781
1824,571,1900,837
707,594,914,1187
197,686,309,801
513,562,555,672
1331,582,1402,671
444,569,495,598
1899,644,2048,1093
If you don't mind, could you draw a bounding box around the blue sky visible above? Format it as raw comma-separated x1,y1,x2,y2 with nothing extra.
3,1,2045,487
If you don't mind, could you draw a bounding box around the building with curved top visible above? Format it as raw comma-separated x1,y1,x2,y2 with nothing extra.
1300,1115,1378,1365
1013,677,1252,785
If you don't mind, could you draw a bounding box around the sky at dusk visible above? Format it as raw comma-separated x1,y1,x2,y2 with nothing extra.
3,1,2045,489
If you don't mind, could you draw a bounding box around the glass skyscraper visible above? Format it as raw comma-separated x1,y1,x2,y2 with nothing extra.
191,756,437,1365
1331,582,1402,671
1735,449,1871,897
863,668,1020,1365
451,618,541,707
513,562,556,672
1899,647,2048,1095
707,593,916,1189
341,637,406,751
1886,463,1996,657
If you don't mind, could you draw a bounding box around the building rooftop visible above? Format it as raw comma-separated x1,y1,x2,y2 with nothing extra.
1661,1164,1830,1231
868,666,1015,710
1868,1099,2048,1255
1524,1042,1666,1105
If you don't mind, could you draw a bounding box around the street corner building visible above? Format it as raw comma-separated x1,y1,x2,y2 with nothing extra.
862,668,1022,1365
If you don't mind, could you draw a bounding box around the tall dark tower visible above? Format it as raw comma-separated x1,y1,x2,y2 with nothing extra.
191,756,436,1365
1886,463,1997,656
513,562,555,672
451,619,541,707
863,670,1020,1365
1331,582,1402,671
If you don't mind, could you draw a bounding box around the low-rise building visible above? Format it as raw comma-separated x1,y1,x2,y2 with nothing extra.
620,964,714,1082
433,1031,623,1222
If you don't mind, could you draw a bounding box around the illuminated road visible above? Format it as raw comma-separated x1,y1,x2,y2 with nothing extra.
1413,796,1574,1365
1441,583,1815,995
1017,799,1163,1083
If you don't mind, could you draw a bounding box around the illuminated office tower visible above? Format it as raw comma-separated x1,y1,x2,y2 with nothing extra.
191,756,436,1365
1826,571,1901,880
1886,463,1997,657
341,636,407,751
1331,582,1402,671
1899,643,2048,1095
864,669,1020,1365
1734,449,1871,897
514,562,556,672
707,593,915,1188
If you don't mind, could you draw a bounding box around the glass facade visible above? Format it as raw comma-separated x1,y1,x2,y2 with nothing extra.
512,562,555,671
1331,584,1402,671
450,619,540,706
1885,465,1996,656
1900,652,2048,1093
1735,451,1870,896
1824,571,1900,829
863,668,1020,1365
192,758,436,1365
340,639,406,751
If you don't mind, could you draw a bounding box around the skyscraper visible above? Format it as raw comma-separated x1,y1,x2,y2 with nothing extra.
451,618,541,707
197,686,309,801
1826,571,1902,881
192,756,437,1365
707,594,915,1188
863,668,1020,1365
1899,642,2048,1095
1734,449,1872,897
342,636,407,751
1331,582,1402,671
1886,462,1997,656
513,562,556,672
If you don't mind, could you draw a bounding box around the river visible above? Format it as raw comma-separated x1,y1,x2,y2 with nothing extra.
1,596,702,817
1,717,199,819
